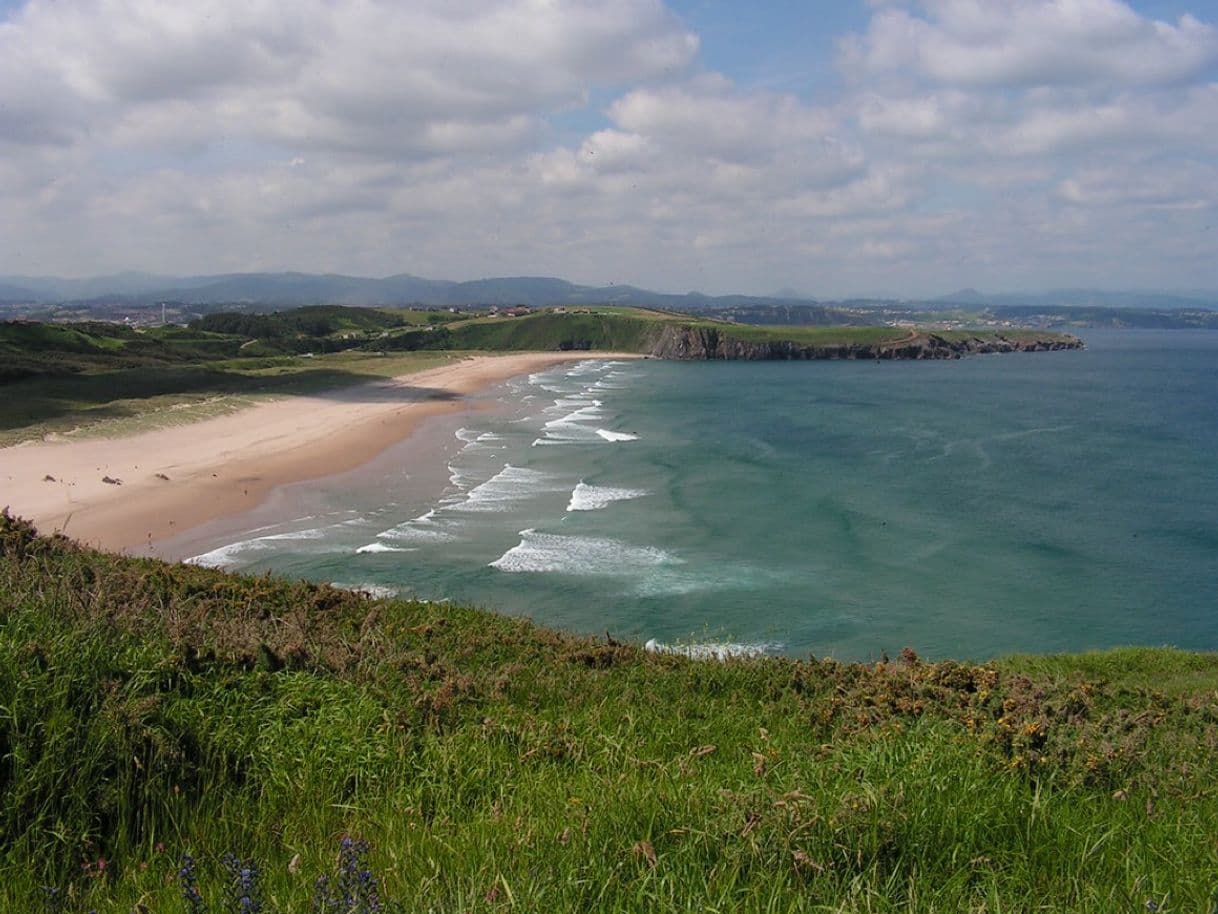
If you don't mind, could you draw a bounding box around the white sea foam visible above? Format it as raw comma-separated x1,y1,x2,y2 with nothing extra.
378,509,459,542
452,464,562,512
447,463,479,489
565,365,607,380
248,528,325,542
536,400,611,443
186,541,256,569
378,524,456,542
490,529,678,574
356,542,415,554
547,396,597,411
528,370,567,393
544,403,604,426
566,481,647,512
455,427,481,444
643,639,785,661
239,520,295,537
596,429,638,442
186,526,328,568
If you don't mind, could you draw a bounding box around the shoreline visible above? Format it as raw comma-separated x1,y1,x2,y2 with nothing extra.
138,391,513,565
0,352,638,553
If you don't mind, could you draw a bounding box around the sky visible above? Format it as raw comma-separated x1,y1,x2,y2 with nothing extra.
1,0,1216,297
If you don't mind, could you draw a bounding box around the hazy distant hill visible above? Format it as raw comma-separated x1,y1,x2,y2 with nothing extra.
4,271,1217,316
0,283,39,303
938,287,1218,311
0,271,831,310
0,272,203,300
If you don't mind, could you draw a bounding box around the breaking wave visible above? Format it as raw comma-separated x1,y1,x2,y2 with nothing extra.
187,526,328,569
356,542,415,554
566,481,647,512
378,509,459,542
643,639,785,661
596,429,638,442
449,464,562,513
490,529,679,574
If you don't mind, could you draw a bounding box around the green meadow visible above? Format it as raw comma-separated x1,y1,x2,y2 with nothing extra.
2,512,1215,912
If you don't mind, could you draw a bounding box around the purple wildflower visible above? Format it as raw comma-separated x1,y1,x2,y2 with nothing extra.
312,837,382,914
221,853,263,914
179,854,207,914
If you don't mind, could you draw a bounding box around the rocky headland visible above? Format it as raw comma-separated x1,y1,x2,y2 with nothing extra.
648,325,1083,360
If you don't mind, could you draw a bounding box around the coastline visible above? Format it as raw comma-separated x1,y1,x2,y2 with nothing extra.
137,394,511,565
0,352,637,553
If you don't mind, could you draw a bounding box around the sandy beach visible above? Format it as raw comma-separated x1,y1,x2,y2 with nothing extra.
0,352,634,552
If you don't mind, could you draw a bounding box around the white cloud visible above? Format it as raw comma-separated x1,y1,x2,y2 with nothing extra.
994,84,1218,155
842,0,1218,88
0,0,1215,296
0,0,698,156
606,75,843,165
1057,161,1218,209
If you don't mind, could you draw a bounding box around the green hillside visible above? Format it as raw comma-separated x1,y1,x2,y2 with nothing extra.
0,320,248,382
191,304,422,342
375,307,683,353
2,511,1215,912
0,307,426,385
371,307,910,353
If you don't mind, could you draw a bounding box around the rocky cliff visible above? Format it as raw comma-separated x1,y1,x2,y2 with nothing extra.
648,326,1083,360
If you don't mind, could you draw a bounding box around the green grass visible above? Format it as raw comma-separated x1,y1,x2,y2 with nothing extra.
0,320,250,388
934,328,1073,343
1,512,1215,912
445,310,672,352
190,305,427,343
999,646,1218,699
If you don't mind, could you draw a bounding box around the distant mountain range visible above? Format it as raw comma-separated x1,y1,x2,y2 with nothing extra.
0,271,1215,313
0,271,828,311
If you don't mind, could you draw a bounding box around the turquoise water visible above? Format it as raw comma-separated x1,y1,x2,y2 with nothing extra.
189,330,1218,661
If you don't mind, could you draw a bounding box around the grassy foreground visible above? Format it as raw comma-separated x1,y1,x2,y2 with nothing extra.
2,513,1217,912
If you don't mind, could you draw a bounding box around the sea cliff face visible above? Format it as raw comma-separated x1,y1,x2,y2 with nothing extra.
648,326,1084,360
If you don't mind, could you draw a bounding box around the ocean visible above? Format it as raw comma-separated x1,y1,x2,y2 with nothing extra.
178,330,1218,661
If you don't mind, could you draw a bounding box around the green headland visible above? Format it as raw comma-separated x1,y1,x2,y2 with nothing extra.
1,511,1215,912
